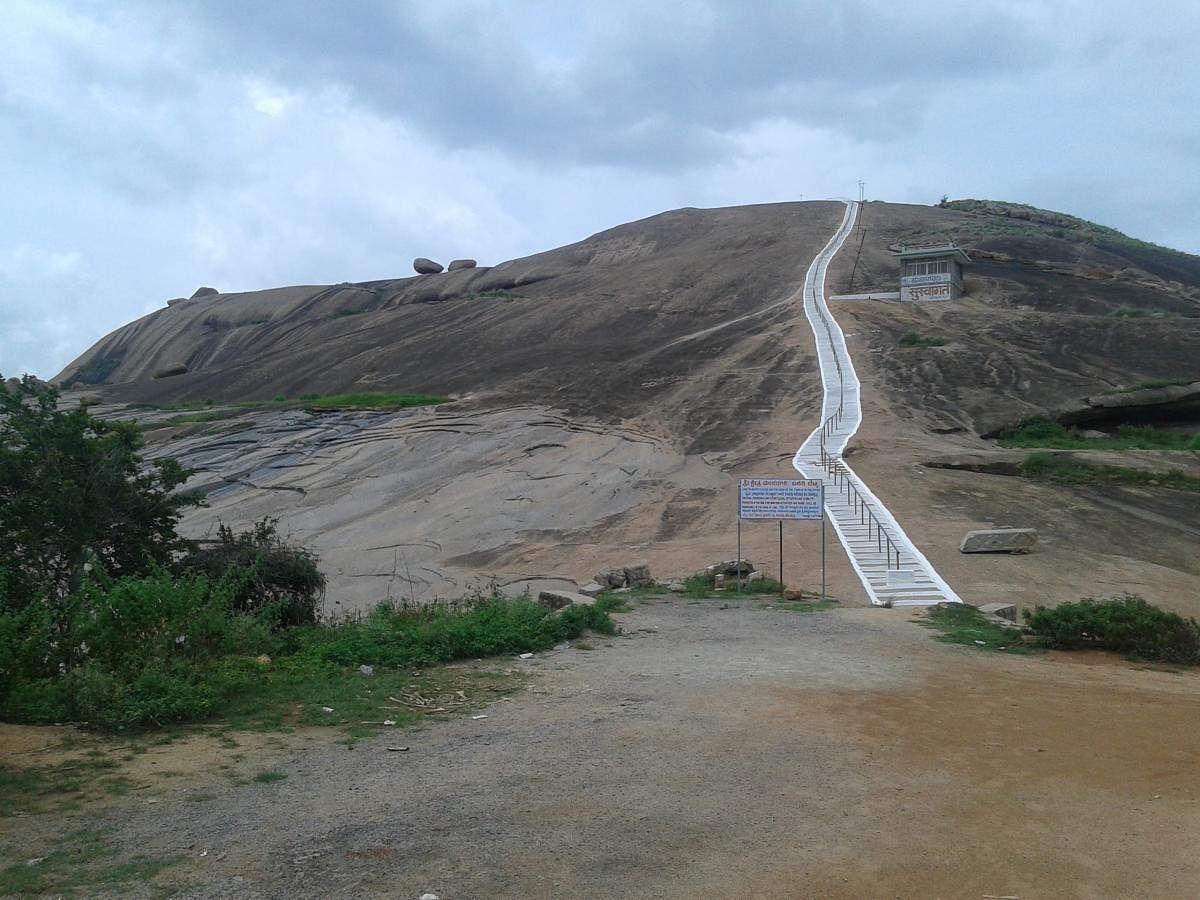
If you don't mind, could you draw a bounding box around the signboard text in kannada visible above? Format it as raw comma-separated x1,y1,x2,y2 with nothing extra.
739,478,823,521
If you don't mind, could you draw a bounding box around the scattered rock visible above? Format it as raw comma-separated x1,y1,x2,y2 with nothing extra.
420,893,441,900
667,582,686,593
358,664,375,676
254,654,272,667
1079,429,1109,439
538,589,597,609
413,257,445,275
959,528,1038,554
447,258,477,271
518,652,534,660
578,582,606,598
623,562,653,587
783,589,806,601
190,286,218,299
152,363,189,379
386,746,410,752
593,568,628,589
705,559,755,578
553,641,571,651
979,602,1017,622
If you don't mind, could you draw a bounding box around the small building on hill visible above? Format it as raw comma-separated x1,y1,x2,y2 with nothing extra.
895,244,970,301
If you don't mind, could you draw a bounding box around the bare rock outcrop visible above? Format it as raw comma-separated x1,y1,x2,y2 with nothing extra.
448,259,477,271
959,528,1038,554
190,287,219,300
153,363,189,379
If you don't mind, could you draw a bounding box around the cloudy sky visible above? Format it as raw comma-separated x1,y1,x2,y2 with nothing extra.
2,1,1198,378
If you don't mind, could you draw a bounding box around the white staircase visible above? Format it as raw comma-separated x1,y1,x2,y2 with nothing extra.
790,201,962,608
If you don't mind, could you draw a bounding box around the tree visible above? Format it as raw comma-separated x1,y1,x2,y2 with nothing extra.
0,375,198,613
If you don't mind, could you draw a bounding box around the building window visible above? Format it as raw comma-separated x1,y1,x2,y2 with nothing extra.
904,259,950,276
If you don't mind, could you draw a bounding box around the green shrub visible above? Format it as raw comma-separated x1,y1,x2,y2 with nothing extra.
182,518,325,628
301,593,615,669
1024,594,1200,664
0,377,197,613
898,331,947,348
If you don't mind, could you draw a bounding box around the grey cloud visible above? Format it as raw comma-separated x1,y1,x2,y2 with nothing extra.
138,0,1055,169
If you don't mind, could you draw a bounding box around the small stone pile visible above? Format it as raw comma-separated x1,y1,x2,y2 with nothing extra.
578,563,653,596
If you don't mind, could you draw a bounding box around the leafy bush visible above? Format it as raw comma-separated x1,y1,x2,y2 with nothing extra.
0,377,197,612
0,570,618,731
182,518,325,627
0,571,270,729
301,588,616,670
1024,594,1200,664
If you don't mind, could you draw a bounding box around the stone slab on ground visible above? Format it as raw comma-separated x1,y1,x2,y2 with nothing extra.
538,589,598,610
979,602,1017,622
578,582,606,598
959,528,1038,554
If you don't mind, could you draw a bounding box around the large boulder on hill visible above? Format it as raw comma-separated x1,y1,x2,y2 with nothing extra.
166,297,189,307
413,258,444,275
448,258,477,271
190,287,219,300
959,528,1038,554
153,363,189,379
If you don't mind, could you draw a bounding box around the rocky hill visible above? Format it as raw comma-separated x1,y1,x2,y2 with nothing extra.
56,200,1200,613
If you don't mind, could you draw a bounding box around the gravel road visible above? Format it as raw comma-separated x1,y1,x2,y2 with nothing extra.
70,597,1200,899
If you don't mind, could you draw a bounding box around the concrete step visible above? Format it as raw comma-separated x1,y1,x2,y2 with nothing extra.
790,199,961,609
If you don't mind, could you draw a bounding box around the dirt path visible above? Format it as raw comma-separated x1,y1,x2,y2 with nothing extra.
9,600,1198,898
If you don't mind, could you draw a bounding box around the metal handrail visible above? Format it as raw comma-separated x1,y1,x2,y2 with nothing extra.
810,259,903,571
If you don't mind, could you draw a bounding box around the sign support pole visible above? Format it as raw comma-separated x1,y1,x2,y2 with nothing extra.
778,521,783,596
736,518,742,594
820,485,827,600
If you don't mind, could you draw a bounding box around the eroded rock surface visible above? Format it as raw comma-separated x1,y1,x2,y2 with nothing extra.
138,404,725,610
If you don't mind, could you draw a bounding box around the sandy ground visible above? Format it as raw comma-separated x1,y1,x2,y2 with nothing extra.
5,600,1199,898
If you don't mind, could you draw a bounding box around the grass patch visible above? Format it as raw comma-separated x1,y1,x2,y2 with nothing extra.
2,579,620,735
0,829,178,898
0,757,125,817
161,410,232,427
456,289,524,303
253,769,286,784
302,392,450,409
998,419,1200,451
1024,594,1200,665
922,604,1034,653
898,330,947,348
155,392,452,419
1021,452,1200,492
